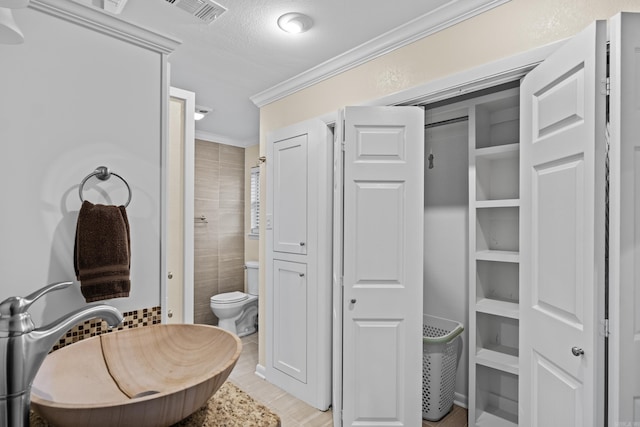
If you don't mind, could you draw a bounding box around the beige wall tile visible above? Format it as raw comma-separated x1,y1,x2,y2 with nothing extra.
220,144,244,167
219,172,244,202
194,254,217,284
219,233,244,252
219,209,244,233
196,139,220,162
194,139,246,325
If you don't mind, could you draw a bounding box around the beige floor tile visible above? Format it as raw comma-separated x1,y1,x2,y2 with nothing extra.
297,409,334,426
278,414,298,427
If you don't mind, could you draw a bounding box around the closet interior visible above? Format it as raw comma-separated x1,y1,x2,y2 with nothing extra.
422,83,520,427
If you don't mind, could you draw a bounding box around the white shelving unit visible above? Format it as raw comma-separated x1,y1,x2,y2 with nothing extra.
469,88,520,427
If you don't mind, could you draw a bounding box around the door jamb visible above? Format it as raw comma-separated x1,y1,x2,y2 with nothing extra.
163,86,195,324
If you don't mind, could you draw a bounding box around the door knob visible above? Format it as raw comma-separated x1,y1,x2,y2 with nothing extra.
299,242,306,246
350,299,356,304
168,272,173,279
168,310,173,318
571,347,584,357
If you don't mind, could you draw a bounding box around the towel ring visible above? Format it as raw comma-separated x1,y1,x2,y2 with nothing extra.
79,166,132,207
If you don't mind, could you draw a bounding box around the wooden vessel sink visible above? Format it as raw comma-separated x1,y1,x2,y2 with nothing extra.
31,324,242,427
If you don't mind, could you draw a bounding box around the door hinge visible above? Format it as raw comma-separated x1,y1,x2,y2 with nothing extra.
600,318,610,338
602,77,610,96
339,276,344,287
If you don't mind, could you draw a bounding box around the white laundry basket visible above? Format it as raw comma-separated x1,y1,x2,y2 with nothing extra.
422,314,464,421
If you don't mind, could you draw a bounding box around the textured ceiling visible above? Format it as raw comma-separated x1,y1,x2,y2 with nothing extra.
83,0,492,145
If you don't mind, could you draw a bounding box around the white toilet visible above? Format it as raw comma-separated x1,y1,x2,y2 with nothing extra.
210,261,259,337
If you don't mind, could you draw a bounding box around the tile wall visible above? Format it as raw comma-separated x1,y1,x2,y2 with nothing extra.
194,140,246,325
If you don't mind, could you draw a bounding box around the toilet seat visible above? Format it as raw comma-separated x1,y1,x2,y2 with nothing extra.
211,291,248,304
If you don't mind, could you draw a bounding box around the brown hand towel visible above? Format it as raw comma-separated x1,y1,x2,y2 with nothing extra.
74,200,131,303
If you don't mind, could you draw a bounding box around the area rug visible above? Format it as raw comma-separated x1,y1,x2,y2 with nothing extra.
30,381,281,427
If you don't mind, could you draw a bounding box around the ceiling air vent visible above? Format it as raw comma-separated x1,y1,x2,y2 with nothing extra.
165,0,227,24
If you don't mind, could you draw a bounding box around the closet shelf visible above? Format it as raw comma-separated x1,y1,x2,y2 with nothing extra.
475,410,518,427
476,347,519,375
475,199,520,208
475,143,519,159
475,250,519,263
476,298,519,319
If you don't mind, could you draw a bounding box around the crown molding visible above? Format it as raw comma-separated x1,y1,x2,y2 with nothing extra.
29,0,181,54
195,130,258,148
250,0,511,108
372,38,566,108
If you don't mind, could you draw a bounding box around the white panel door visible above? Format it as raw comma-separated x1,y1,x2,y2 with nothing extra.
272,260,308,383
273,135,308,254
342,106,424,427
519,20,606,427
608,12,640,426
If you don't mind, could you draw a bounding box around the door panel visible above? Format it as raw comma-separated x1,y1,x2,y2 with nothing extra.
520,20,606,427
533,156,584,325
273,260,308,383
533,352,583,427
353,181,404,284
273,135,308,254
342,106,424,427
352,319,405,420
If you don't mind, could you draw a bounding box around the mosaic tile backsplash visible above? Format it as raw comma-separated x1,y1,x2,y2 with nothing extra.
51,306,162,352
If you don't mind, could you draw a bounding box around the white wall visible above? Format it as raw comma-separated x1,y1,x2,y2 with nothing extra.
423,120,469,403
0,6,169,325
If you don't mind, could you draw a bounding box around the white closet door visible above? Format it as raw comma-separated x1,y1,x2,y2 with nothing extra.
608,12,640,426
519,20,606,427
272,134,308,254
341,106,424,427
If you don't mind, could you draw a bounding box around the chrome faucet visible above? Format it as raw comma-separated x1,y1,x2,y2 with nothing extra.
0,281,123,427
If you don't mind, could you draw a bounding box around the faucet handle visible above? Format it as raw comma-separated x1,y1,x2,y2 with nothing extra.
0,281,73,317
23,281,73,312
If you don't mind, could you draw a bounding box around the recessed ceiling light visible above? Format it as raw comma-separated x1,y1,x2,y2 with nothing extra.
194,106,212,121
277,13,313,34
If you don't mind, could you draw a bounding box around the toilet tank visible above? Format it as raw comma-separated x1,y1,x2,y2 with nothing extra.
245,261,259,296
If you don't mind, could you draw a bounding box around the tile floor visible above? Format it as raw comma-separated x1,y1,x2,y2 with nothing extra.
228,333,468,427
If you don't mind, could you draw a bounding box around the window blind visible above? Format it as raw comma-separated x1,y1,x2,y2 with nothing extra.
250,166,260,235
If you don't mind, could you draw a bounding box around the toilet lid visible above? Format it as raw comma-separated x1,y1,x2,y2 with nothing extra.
211,291,248,304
